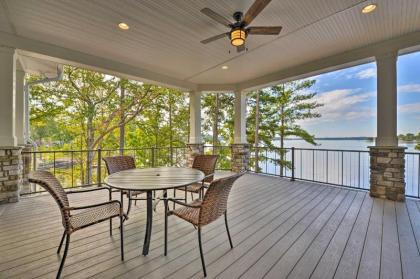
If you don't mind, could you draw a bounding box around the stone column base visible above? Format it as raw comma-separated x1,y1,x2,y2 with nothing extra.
369,146,405,202
186,143,204,167
231,143,250,173
0,146,23,203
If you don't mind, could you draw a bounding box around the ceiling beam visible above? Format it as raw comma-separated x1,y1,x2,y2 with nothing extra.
238,30,420,92
0,31,196,91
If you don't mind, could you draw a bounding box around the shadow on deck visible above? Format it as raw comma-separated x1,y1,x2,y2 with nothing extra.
1,173,420,279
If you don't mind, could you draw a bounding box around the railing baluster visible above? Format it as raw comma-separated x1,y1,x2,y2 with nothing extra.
291,147,295,181
312,149,315,181
71,151,74,187
97,148,102,185
358,152,361,188
341,151,344,186
53,151,56,175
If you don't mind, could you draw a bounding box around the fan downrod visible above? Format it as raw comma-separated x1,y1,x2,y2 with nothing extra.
233,11,243,23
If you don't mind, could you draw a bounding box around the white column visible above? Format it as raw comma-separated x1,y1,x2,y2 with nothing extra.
234,90,247,143
375,51,398,146
0,47,17,146
189,91,202,144
15,68,26,145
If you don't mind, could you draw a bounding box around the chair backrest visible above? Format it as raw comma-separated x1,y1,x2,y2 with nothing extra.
192,155,219,183
28,170,70,229
103,155,136,175
198,172,245,226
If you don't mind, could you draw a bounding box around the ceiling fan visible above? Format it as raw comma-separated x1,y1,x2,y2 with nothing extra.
200,0,282,52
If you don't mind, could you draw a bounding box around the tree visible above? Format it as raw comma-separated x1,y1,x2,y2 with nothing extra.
202,92,235,169
30,66,159,183
247,80,322,175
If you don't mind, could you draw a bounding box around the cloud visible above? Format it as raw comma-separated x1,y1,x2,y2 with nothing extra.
355,68,376,79
398,83,420,93
398,102,420,113
301,89,375,124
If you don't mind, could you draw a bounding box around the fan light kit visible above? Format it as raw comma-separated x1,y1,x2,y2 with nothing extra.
362,4,377,13
118,22,129,30
200,0,282,52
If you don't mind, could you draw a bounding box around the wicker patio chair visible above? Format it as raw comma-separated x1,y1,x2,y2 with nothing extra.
102,155,145,217
176,155,219,202
28,171,124,279
164,171,245,277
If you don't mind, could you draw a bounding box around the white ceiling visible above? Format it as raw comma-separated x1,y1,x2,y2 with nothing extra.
1,0,420,88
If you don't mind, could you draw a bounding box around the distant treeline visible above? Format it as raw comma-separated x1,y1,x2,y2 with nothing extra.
398,133,420,141
281,137,375,141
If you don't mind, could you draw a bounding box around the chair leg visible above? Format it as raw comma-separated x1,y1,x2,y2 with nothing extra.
119,214,124,261
224,211,233,249
164,190,168,256
57,231,66,254
173,189,176,209
184,186,187,203
190,192,194,201
127,197,133,217
109,189,113,236
198,228,207,277
57,233,70,279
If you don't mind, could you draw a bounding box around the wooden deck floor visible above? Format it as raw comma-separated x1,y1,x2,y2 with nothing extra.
1,174,420,279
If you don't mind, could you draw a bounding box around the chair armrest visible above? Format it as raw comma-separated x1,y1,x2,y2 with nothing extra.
167,198,201,208
66,186,111,194
63,200,121,211
203,172,215,180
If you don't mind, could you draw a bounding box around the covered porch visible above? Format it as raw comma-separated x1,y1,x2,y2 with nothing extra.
1,1,420,278
0,1,420,203
1,173,420,279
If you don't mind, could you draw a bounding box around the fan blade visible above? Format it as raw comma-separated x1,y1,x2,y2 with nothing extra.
243,0,272,26
237,45,246,53
200,32,229,44
247,26,282,35
201,8,232,27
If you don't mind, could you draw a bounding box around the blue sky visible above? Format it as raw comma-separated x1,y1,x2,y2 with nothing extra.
299,51,420,137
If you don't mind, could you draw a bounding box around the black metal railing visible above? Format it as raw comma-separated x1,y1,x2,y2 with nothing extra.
249,146,420,198
249,147,370,191
405,152,420,198
21,145,420,198
22,146,189,194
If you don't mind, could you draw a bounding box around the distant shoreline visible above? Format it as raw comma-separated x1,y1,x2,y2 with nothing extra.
282,137,374,141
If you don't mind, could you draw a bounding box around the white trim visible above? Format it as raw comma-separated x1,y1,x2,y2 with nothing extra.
1,30,420,92
0,31,196,91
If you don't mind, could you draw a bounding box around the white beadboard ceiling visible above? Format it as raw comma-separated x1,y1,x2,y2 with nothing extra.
1,0,420,87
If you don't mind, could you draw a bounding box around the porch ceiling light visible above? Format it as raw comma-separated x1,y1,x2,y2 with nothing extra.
230,28,246,47
118,22,130,30
222,65,229,70
362,4,377,14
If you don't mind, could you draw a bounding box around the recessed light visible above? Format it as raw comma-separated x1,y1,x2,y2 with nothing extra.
222,65,229,70
362,4,377,14
118,22,130,30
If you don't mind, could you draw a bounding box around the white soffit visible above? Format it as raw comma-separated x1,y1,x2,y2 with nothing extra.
0,0,419,89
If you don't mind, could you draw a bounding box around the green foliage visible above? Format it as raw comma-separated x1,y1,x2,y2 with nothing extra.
29,66,189,185
398,133,420,142
247,80,322,173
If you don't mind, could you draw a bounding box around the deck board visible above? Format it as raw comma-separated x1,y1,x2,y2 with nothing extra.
1,174,420,279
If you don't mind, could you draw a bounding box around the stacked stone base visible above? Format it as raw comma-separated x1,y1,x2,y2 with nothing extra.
369,146,405,202
231,144,250,173
0,146,23,203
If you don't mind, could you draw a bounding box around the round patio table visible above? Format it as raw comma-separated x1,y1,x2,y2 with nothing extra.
104,167,205,255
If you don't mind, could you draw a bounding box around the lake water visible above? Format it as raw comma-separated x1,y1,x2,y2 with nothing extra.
255,139,420,197
282,139,419,152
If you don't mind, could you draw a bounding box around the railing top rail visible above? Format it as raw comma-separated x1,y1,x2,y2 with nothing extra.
22,146,188,154
251,146,370,153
